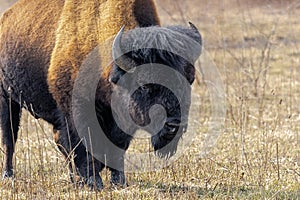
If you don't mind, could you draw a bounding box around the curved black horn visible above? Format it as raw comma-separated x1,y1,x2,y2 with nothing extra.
112,26,137,72
188,22,198,31
112,26,125,62
188,22,201,42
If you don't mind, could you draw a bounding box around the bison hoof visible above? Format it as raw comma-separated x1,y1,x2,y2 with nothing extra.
110,171,127,187
86,176,103,190
2,170,13,179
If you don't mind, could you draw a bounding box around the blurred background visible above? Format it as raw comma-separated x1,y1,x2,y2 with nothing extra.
0,0,14,13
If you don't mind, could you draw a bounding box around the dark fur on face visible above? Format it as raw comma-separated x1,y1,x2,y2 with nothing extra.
110,25,202,158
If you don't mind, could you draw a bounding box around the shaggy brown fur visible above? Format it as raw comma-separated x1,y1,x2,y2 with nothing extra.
0,0,64,179
0,0,202,190
0,0,162,189
46,1,160,187
0,0,63,63
48,0,160,113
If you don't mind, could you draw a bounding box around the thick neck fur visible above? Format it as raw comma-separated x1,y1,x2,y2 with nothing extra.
48,0,160,111
49,0,160,73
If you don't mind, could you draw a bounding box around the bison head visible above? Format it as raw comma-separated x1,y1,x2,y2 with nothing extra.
110,23,202,158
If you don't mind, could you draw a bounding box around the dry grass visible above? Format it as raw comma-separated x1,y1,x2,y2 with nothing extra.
0,0,299,199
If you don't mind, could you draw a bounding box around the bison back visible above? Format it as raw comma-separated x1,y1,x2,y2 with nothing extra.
0,0,64,123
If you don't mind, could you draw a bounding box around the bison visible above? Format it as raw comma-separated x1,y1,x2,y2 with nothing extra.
0,0,202,189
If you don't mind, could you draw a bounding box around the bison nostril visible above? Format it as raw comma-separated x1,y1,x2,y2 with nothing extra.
160,118,187,140
169,127,177,133
165,117,183,133
166,122,180,127
165,122,180,134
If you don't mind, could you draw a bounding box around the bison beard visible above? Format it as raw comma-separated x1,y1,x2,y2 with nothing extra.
0,0,202,190
130,84,187,159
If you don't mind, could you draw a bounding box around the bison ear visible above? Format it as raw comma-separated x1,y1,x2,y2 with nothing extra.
184,64,196,84
109,64,126,84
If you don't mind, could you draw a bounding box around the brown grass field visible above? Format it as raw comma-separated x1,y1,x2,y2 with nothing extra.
0,0,299,199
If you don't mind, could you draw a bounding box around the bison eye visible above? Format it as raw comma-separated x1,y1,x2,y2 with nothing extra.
140,85,150,92
139,84,153,94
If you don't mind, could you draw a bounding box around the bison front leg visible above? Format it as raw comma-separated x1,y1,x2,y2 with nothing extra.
75,144,104,190
0,95,21,179
106,145,127,187
107,130,133,187
53,127,104,190
109,157,126,187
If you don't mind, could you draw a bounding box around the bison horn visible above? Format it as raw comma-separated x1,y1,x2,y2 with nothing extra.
188,22,202,41
188,22,198,31
112,26,137,73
